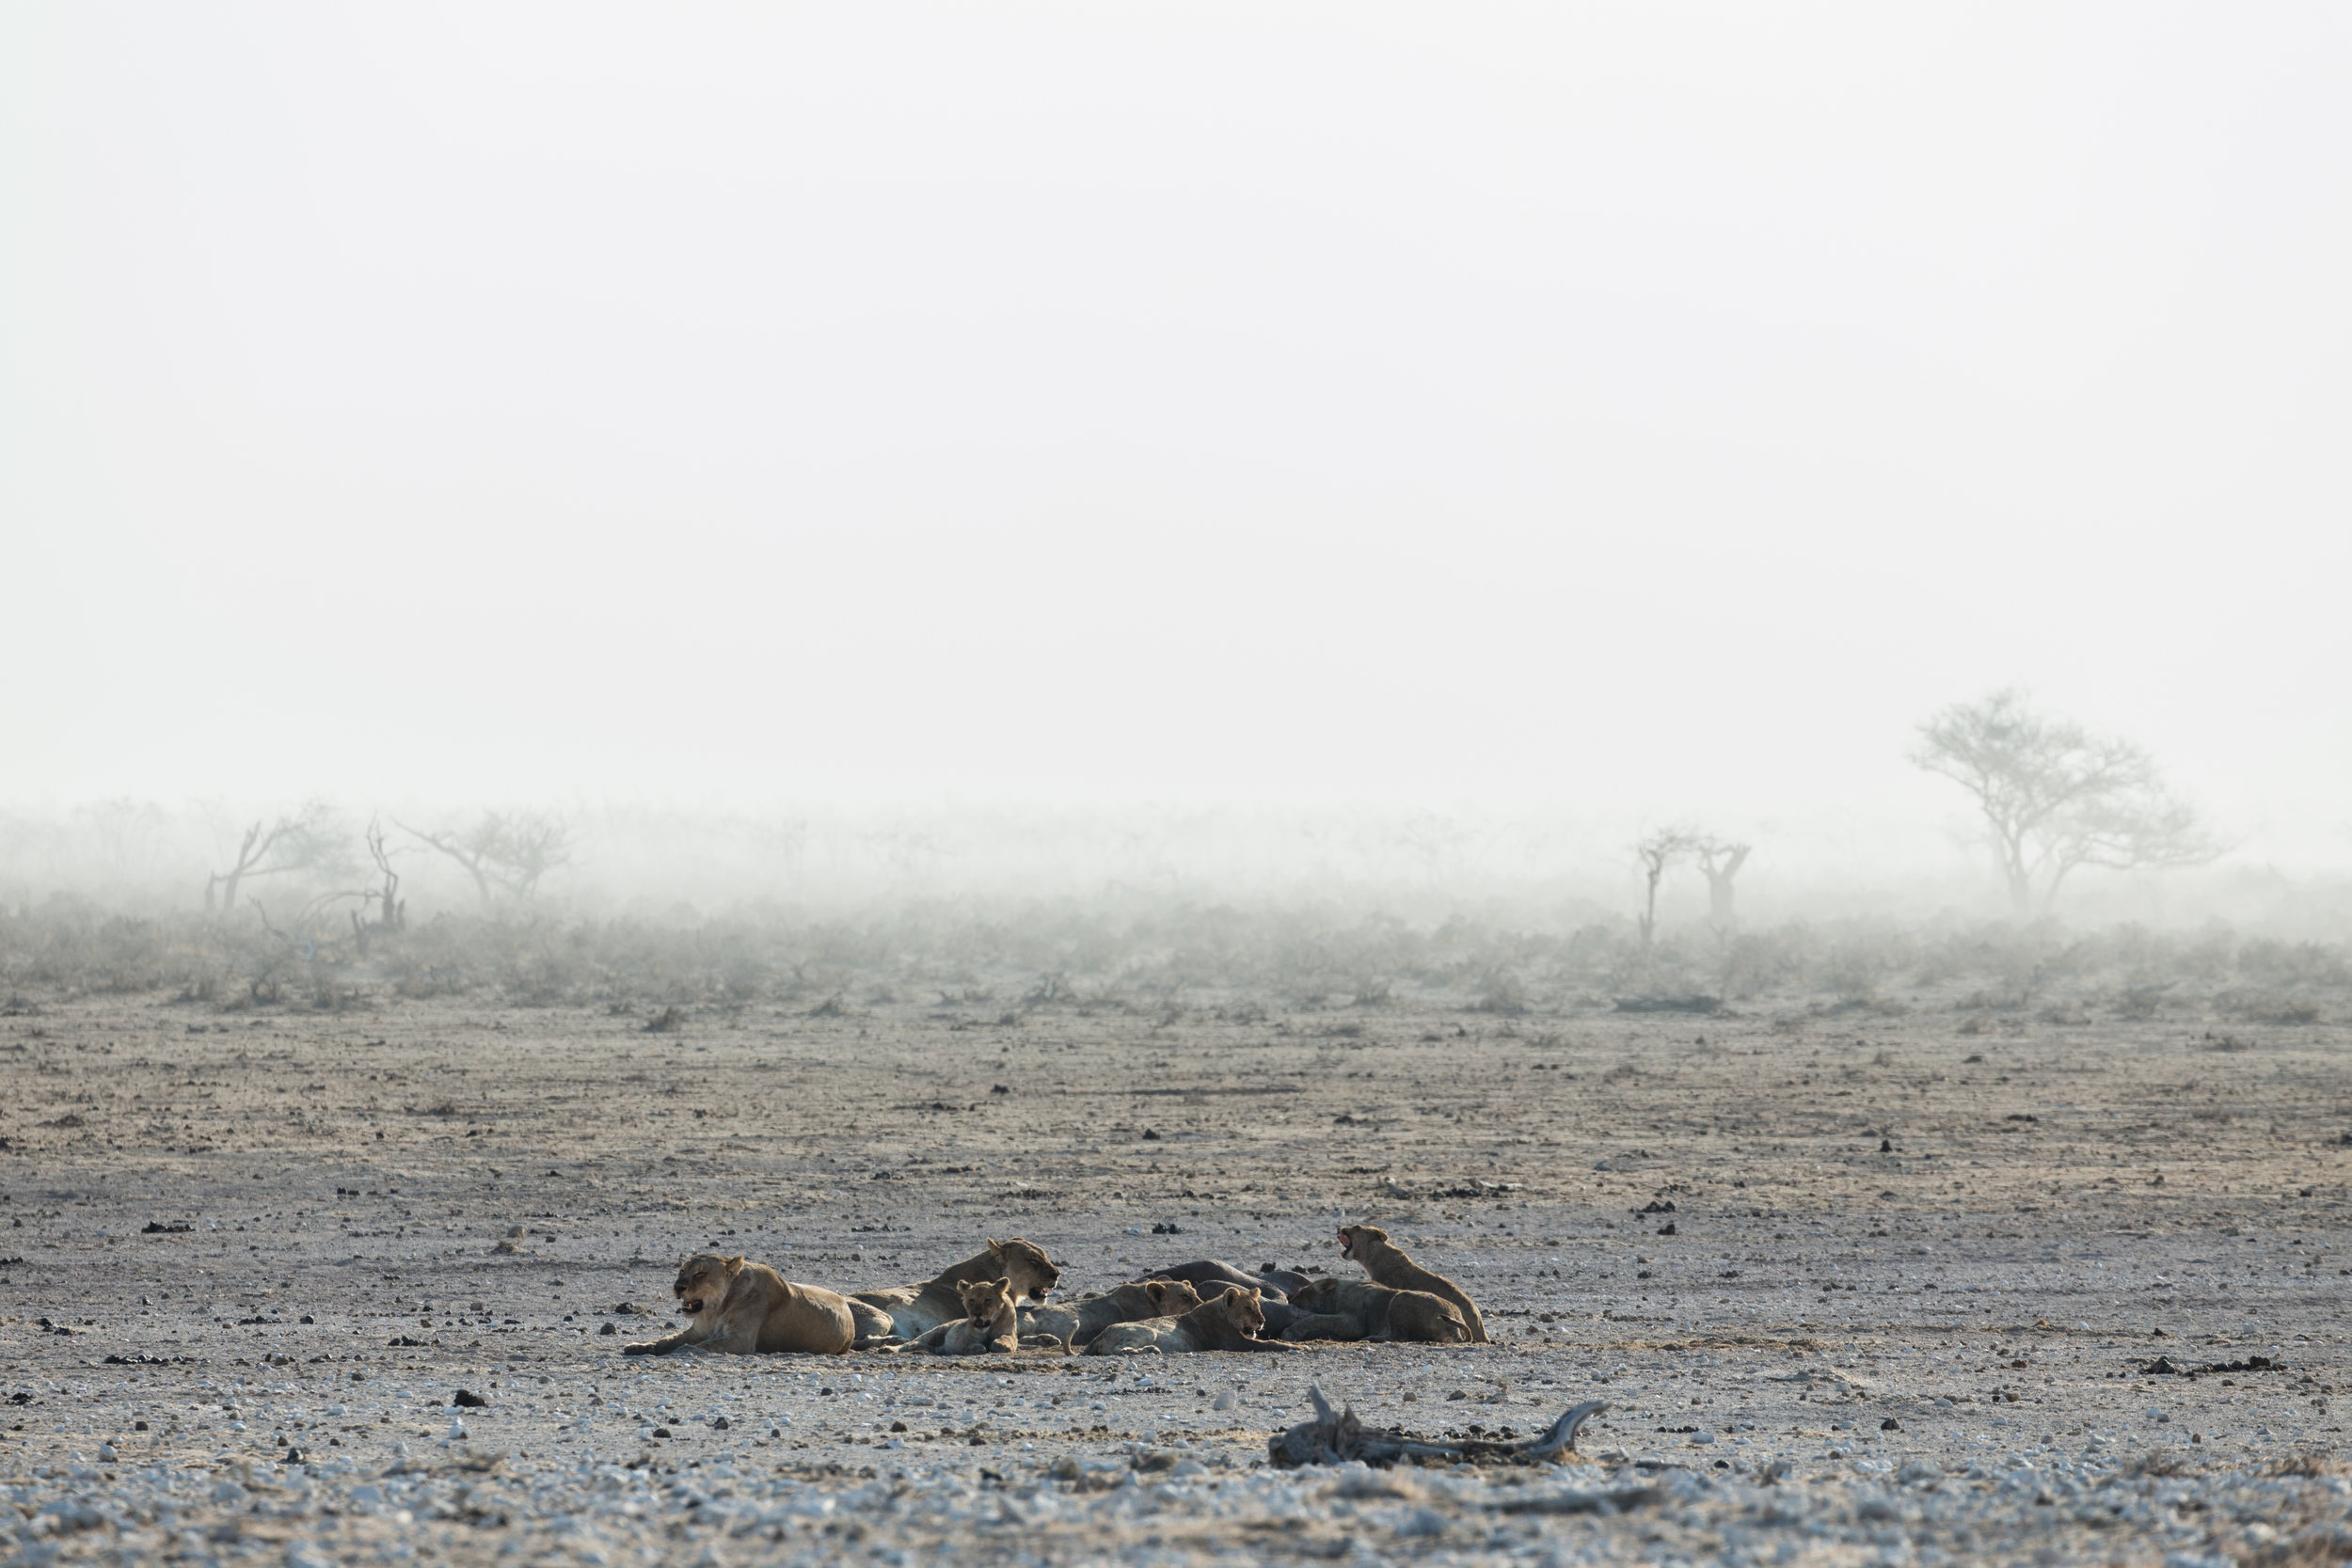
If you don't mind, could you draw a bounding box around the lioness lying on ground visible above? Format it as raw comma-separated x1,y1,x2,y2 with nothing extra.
1337,1224,1487,1342
1144,1259,1312,1298
1085,1286,1297,1355
904,1277,1020,1355
1279,1276,1472,1343
1020,1279,1202,1350
849,1238,1060,1347
1142,1261,1303,1334
621,1253,855,1356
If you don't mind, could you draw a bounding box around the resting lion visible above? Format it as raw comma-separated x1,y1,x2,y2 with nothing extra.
1085,1286,1297,1356
1020,1279,1201,1349
1337,1224,1487,1342
849,1238,1060,1346
904,1277,1020,1355
1279,1276,1471,1343
620,1253,854,1356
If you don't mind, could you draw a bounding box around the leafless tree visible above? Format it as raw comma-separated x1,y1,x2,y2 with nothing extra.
350,816,405,949
1694,838,1752,942
399,811,574,906
204,802,350,915
1910,689,2217,920
1634,828,1698,949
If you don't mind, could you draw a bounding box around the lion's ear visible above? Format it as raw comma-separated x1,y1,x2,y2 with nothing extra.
726,1256,746,1272
1145,1282,1167,1304
1220,1287,1243,1304
985,1237,1001,1253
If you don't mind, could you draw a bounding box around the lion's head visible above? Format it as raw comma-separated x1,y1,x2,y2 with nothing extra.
1338,1224,1388,1264
1130,1278,1202,1318
670,1253,746,1319
957,1275,1016,1330
1289,1276,1340,1311
1215,1286,1266,1338
985,1237,1060,1303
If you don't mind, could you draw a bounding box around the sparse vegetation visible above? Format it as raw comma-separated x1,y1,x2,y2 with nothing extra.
1,895,2343,1028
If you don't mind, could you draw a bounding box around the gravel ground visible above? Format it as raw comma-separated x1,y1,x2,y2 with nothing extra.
3,984,2347,1564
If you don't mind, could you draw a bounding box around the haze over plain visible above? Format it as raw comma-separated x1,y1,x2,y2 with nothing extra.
5,4,2348,880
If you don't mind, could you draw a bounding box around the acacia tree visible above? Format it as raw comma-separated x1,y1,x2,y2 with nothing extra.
399,811,574,906
204,801,349,915
1910,689,2216,920
1694,838,1752,941
1633,829,1698,949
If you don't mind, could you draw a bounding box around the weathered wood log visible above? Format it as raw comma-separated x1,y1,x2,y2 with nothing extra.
1267,1386,1609,1469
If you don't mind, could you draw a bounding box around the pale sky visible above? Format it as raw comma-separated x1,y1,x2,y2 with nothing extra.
6,4,2348,865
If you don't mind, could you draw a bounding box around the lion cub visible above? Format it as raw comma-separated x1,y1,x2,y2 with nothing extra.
850,1238,1060,1347
1084,1286,1297,1355
906,1276,1020,1355
1020,1279,1202,1350
621,1253,855,1356
1337,1224,1488,1342
1280,1276,1471,1344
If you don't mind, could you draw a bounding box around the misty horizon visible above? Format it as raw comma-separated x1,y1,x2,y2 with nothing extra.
7,5,2347,890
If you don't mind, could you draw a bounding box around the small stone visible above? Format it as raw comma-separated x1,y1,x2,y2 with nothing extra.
712,1416,729,1430
653,1426,672,1439
1881,1418,1901,1432
453,1389,489,1408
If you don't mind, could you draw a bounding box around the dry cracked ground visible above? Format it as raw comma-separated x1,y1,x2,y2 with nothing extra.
3,979,2349,1566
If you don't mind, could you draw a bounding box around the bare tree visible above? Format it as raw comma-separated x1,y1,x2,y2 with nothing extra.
1694,838,1752,942
350,816,405,950
1910,689,2217,920
1634,829,1698,949
204,802,350,915
399,811,574,906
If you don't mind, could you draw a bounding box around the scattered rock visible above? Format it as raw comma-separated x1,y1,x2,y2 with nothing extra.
453,1389,489,1408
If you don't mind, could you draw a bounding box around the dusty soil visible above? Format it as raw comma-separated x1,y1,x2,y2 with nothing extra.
3,983,2348,1564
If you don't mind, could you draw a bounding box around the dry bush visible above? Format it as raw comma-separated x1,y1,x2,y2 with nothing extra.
6,894,2352,1028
